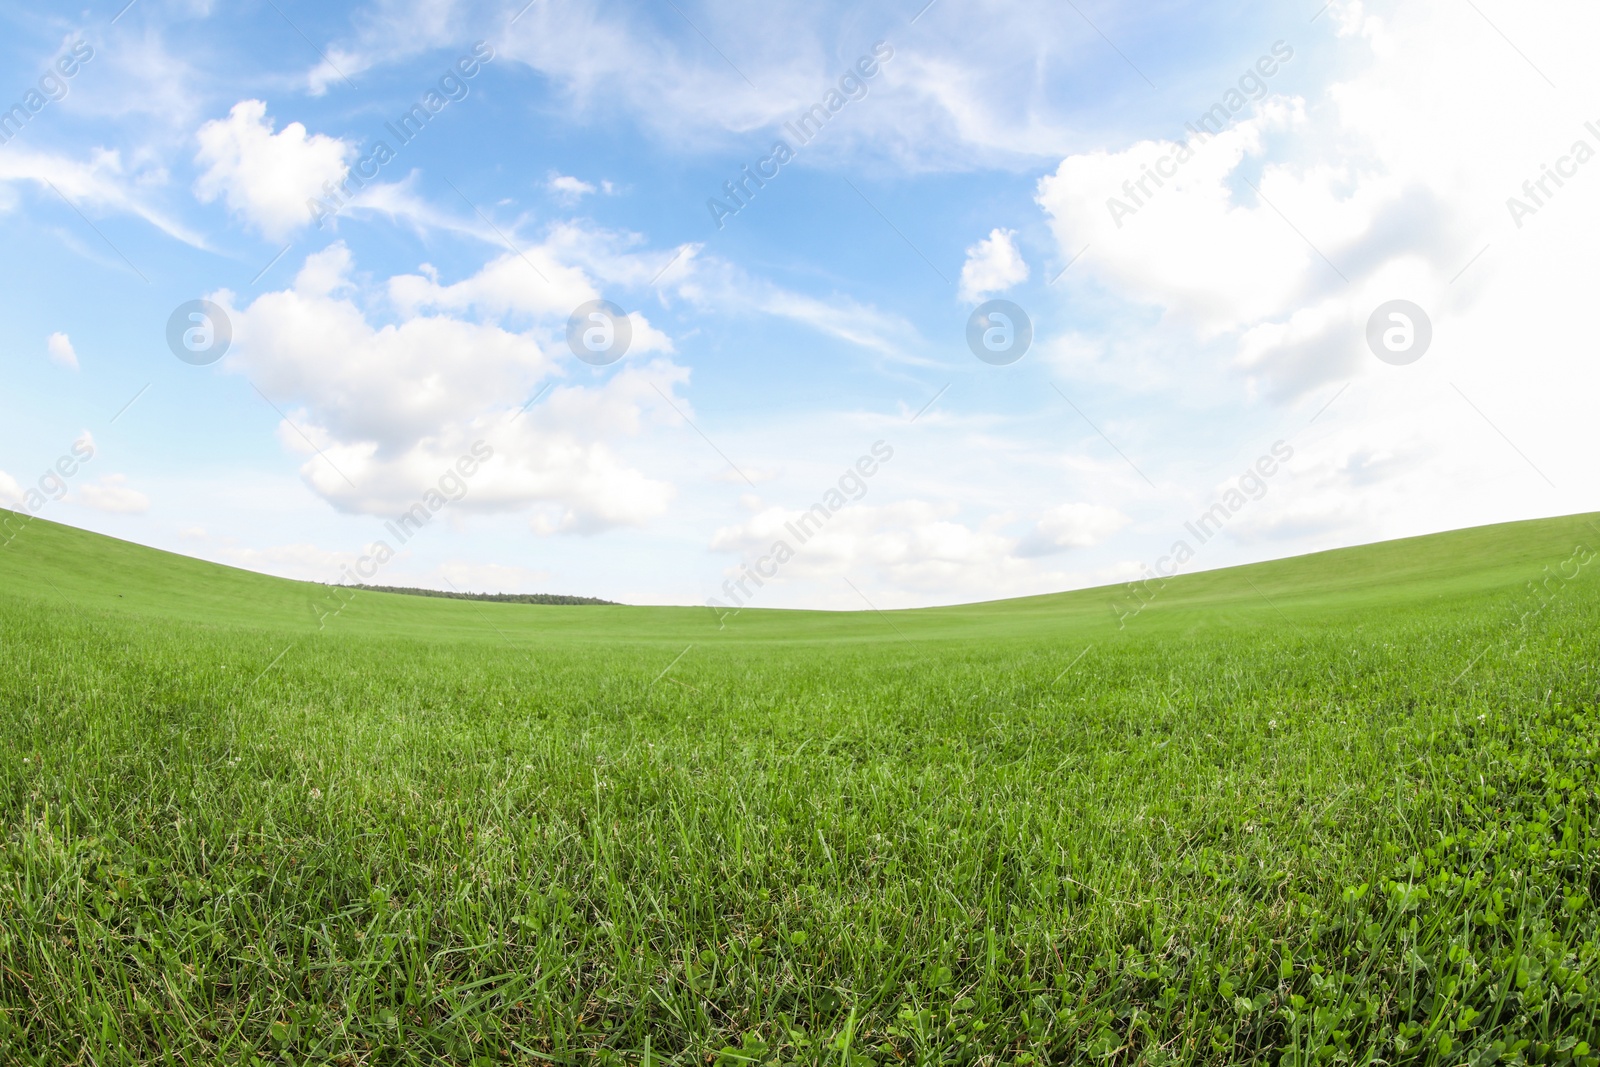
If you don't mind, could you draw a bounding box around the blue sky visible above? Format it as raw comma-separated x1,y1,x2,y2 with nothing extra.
3,0,1595,609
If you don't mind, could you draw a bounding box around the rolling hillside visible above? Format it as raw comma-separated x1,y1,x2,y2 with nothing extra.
1,509,1597,1064
2,507,1597,643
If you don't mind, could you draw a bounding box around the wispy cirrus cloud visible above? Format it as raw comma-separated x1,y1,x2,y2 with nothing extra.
0,145,209,248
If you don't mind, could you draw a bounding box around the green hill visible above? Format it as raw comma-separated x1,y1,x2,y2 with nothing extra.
1,509,1597,1064
3,506,1597,643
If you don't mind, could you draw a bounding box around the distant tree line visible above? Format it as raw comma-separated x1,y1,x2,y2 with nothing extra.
339,583,618,606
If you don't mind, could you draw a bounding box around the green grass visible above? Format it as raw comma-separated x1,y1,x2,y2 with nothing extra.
1,508,1599,1065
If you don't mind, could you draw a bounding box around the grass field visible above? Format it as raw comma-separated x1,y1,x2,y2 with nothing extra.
2,510,1599,1065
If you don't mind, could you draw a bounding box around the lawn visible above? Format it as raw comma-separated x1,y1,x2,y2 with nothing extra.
1,509,1598,1065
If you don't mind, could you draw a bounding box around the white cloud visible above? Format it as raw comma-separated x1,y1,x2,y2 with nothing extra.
0,146,208,248
710,496,1128,602
338,173,525,244
47,332,77,370
220,242,683,534
388,245,597,324
711,499,1013,587
666,251,931,366
1037,102,1342,342
389,223,912,373
958,227,1029,303
194,100,354,239
227,243,550,452
753,287,927,365
0,470,22,508
306,0,467,94
1034,0,1600,413
1014,502,1129,557
51,26,208,130
302,0,1134,170
78,474,149,514
718,465,779,484
549,174,596,198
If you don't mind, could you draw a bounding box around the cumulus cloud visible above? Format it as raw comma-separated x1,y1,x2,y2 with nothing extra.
1034,0,1600,406
78,474,149,514
47,332,78,370
1037,103,1337,340
219,242,683,534
958,228,1029,303
194,100,354,239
